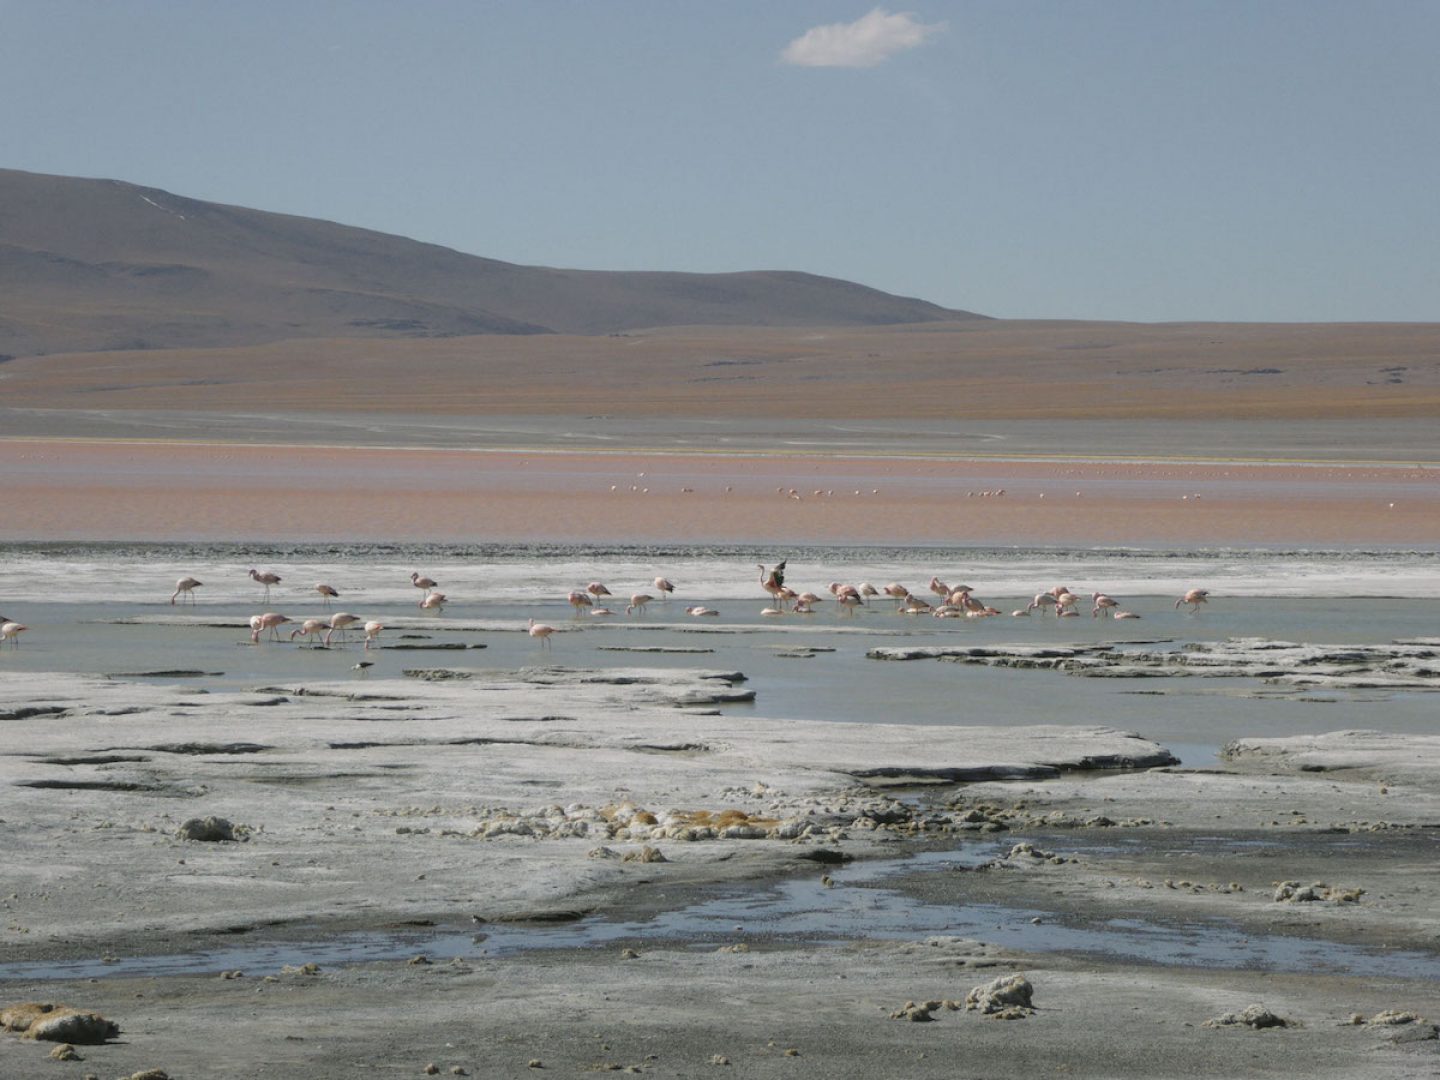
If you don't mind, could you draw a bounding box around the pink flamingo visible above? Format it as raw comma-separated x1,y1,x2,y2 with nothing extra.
883,583,910,607
324,612,362,647
314,583,339,608
626,593,654,615
928,576,950,598
1,621,27,647
1176,588,1210,612
419,591,446,612
170,577,202,605
686,606,719,617
1026,592,1058,614
1114,610,1142,620
653,577,676,598
1092,593,1119,618
586,581,612,598
759,562,787,609
362,620,384,650
290,618,327,643
249,569,281,601
250,612,291,643
568,590,593,615
411,572,438,592
528,618,556,648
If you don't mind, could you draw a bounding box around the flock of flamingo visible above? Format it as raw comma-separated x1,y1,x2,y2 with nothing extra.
0,564,1209,653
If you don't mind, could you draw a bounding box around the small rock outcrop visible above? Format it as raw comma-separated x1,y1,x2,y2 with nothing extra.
964,974,1035,1018
175,815,238,842
1204,1004,1292,1029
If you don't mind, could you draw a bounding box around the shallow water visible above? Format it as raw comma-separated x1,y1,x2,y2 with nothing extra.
2,543,1438,754
4,845,1437,983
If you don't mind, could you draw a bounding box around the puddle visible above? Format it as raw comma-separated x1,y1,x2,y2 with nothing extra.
5,844,1438,983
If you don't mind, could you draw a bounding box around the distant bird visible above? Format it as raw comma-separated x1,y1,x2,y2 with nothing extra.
352,661,374,674
528,618,556,648
1,622,27,647
1114,610,1142,620
170,577,202,605
589,607,616,617
653,577,676,598
419,591,446,612
289,618,327,643
314,583,339,608
626,593,654,615
324,612,363,647
586,581,612,598
249,569,281,601
250,612,290,643
362,620,384,650
1176,588,1210,612
568,590,593,615
1091,593,1119,618
928,577,950,598
858,582,879,599
837,591,864,617
411,572,438,592
686,606,719,617
761,606,784,617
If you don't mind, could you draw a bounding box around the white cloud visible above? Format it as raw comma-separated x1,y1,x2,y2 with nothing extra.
781,7,944,69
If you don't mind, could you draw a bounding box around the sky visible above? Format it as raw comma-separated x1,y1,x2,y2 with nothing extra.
2,1,1437,323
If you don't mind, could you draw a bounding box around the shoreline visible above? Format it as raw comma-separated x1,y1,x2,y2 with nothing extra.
5,436,1438,546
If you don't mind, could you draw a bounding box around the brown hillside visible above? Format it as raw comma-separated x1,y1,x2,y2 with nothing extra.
0,169,976,358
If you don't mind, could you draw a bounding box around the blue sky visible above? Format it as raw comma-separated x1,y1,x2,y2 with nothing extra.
3,1,1436,322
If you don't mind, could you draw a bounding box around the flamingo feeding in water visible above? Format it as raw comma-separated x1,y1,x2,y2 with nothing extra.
314,583,339,608
324,612,362,647
1092,593,1119,618
626,593,654,615
568,590,593,615
250,612,291,643
1,622,27,647
686,606,719,617
362,621,384,650
419,591,446,612
170,577,202,605
528,618,556,648
1176,588,1210,612
290,618,327,643
249,569,281,601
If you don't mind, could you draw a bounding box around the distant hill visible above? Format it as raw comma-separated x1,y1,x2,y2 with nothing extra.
0,169,981,357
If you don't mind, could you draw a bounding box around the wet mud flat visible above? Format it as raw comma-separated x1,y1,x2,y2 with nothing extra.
2,665,1439,1078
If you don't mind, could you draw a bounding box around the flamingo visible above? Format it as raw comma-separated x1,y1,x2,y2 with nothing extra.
1092,593,1119,618
586,581,612,598
1054,591,1080,617
653,577,676,598
1114,610,1142,620
568,590,594,615
837,592,864,617
250,612,291,643
324,612,362,647
411,572,438,592
902,594,932,614
419,591,446,612
1176,588,1210,612
792,599,816,614
528,618,556,648
626,593,654,615
362,620,384,650
1,622,27,647
858,582,879,600
249,569,281,601
314,583,339,608
759,562,787,608
761,606,784,616
686,606,719,617
290,618,327,643
170,577,202,605
589,607,616,617
1026,592,1058,614
883,583,910,607
928,577,950,598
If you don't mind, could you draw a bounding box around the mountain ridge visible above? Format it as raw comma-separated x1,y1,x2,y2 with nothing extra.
0,168,980,358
